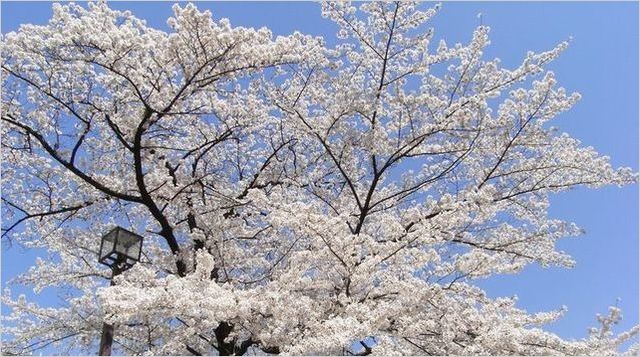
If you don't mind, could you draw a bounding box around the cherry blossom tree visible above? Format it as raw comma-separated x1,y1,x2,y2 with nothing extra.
1,2,637,355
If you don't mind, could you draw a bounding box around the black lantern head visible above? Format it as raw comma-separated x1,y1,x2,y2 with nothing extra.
99,226,143,270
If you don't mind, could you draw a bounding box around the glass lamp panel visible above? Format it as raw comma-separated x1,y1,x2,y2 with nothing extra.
100,228,118,260
114,229,142,261
127,240,141,260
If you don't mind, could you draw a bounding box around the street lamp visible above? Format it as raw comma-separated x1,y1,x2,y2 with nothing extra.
98,226,143,356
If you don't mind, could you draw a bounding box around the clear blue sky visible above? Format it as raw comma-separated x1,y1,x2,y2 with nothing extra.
2,0,638,348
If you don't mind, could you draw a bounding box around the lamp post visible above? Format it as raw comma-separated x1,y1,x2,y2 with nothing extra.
98,227,143,356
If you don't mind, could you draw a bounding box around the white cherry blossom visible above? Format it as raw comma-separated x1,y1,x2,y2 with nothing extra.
1,2,637,355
